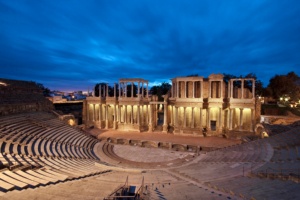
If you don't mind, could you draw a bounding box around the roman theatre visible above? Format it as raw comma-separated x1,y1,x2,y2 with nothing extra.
0,76,300,200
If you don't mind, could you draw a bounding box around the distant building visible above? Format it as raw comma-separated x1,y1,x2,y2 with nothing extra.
83,74,260,136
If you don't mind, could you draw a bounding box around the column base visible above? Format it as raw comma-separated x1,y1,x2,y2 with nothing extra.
105,120,109,129
148,124,153,132
162,124,168,133
113,121,117,129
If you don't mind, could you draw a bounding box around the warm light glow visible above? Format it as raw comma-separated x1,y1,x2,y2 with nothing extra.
280,97,283,101
68,119,75,126
285,98,288,101
0,82,7,86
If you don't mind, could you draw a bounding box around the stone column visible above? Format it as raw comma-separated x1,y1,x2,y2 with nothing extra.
251,109,254,132
170,106,173,126
124,105,127,124
113,104,117,129
252,79,255,98
199,108,202,130
183,107,186,128
93,104,95,121
177,81,179,98
226,109,230,129
163,103,168,133
131,105,134,124
140,105,143,125
229,108,233,130
117,105,121,122
220,81,223,98
231,80,233,98
102,85,105,97
99,86,101,98
148,104,153,132
114,83,116,98
99,104,102,126
146,104,149,124
219,107,222,131
131,82,134,98
137,105,140,125
241,80,244,99
192,81,195,98
105,105,108,129
184,81,187,98
209,81,212,98
138,82,140,98
239,108,243,131
207,108,210,130
200,81,203,98
175,107,178,127
146,83,149,98
191,107,195,128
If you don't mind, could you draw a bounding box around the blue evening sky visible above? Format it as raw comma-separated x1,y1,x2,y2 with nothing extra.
0,0,300,91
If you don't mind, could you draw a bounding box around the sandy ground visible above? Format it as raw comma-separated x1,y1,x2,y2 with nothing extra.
88,128,241,148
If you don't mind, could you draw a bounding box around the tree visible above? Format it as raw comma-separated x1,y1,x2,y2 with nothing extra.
223,73,264,96
36,82,50,97
94,83,114,97
150,82,171,101
267,71,300,101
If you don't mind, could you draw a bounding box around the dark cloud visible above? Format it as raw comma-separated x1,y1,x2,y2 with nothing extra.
0,0,300,91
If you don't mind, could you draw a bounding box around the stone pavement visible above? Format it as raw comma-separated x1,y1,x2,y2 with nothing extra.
113,144,193,162
88,128,241,148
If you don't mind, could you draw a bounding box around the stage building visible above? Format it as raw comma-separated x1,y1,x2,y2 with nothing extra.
83,74,261,136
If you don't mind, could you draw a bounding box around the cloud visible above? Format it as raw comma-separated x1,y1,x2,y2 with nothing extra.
0,0,300,91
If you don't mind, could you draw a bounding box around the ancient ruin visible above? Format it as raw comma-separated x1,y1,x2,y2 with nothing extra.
83,74,261,136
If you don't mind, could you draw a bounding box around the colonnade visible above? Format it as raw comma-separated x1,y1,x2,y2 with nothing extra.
118,79,149,98
171,80,203,98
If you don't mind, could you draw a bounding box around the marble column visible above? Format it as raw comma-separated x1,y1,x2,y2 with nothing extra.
137,105,140,125
163,104,168,132
209,81,212,98
148,104,153,132
184,81,187,98
146,83,149,98
113,104,117,129
175,107,178,127
251,109,254,132
231,80,233,98
241,80,244,99
177,81,179,98
105,105,109,129
229,108,233,130
117,105,121,122
191,107,194,128
252,79,255,98
192,81,195,98
124,105,127,124
131,105,134,124
239,108,244,131
207,108,210,130
138,82,140,98
219,107,222,131
199,108,202,130
183,107,186,128
99,104,102,128
93,104,95,121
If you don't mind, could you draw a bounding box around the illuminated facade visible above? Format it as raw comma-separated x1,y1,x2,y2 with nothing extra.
83,74,260,136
